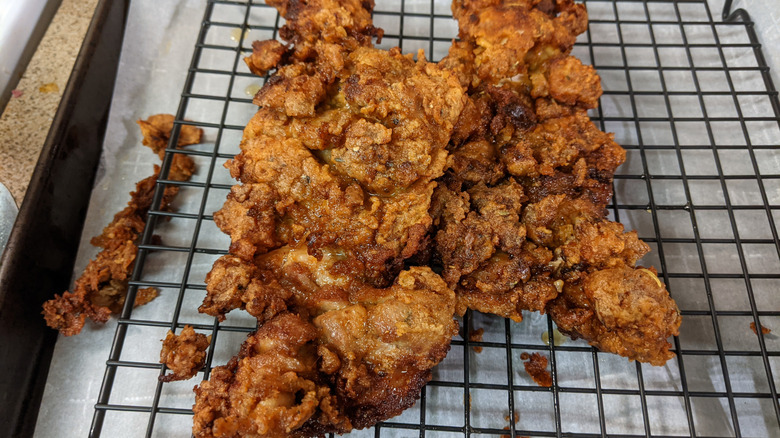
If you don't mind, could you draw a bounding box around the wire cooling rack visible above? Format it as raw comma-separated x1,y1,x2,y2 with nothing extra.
87,0,780,436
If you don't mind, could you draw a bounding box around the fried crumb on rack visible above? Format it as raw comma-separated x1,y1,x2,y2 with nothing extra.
520,352,552,388
501,428,529,438
500,410,521,438
42,114,202,336
750,321,771,335
160,325,212,382
469,327,485,353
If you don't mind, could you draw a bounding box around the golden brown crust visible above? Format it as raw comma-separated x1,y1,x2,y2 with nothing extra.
42,115,202,336
244,40,289,76
548,267,681,366
193,268,457,437
219,45,465,286
137,113,203,158
196,6,461,436
434,0,681,365
160,325,212,382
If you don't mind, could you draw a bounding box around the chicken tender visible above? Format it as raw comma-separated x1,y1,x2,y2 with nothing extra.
193,267,457,437
221,45,465,286
433,0,681,365
195,2,463,435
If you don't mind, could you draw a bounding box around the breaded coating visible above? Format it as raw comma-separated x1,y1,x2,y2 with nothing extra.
193,268,457,437
43,115,201,336
137,113,203,158
451,0,587,85
221,46,465,286
243,0,382,75
548,267,681,366
197,3,463,435
434,0,681,365
244,40,289,76
160,325,212,382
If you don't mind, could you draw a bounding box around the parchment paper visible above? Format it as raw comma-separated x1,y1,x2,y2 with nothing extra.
34,0,780,437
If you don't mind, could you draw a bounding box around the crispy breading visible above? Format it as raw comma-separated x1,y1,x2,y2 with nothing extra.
196,2,464,435
434,0,681,364
42,115,201,336
548,267,681,366
160,325,212,382
242,0,382,76
137,113,203,158
193,267,457,437
244,40,289,76
220,46,465,286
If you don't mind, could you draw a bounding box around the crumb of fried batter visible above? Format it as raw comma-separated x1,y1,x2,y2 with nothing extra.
469,327,485,353
501,430,530,438
520,352,552,387
42,115,202,336
159,325,212,382
501,421,529,438
137,113,203,158
750,321,771,335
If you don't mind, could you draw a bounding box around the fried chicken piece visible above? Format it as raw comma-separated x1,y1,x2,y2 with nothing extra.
522,195,681,364
244,40,289,76
43,116,201,336
548,267,681,366
194,267,457,437
243,0,382,76
160,325,212,382
197,3,467,434
451,0,587,85
221,46,465,286
432,0,681,365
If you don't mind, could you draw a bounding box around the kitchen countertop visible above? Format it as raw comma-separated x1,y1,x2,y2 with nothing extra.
0,0,99,205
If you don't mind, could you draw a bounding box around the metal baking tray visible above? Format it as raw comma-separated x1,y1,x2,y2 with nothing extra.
2,0,779,437
0,1,129,436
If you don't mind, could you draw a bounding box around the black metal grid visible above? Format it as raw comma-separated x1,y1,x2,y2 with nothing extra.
87,0,780,436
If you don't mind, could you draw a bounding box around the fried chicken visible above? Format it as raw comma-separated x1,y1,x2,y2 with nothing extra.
160,325,212,382
194,1,464,435
42,115,201,336
433,0,681,364
243,0,382,76
520,352,552,387
194,268,457,437
223,10,465,286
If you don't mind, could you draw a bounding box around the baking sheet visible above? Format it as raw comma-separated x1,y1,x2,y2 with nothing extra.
35,0,780,437
34,1,209,436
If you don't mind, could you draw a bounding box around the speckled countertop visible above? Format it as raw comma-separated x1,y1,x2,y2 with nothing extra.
0,0,99,205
